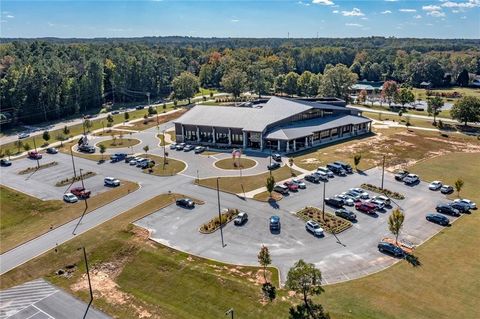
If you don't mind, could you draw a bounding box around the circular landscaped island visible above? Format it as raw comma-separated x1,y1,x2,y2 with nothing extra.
97,138,140,149
214,158,257,170
142,155,187,176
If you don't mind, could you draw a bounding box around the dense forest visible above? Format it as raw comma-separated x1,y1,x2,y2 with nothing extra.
1,37,479,126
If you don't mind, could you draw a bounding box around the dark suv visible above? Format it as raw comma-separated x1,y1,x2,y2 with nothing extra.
395,170,409,181
324,197,344,208
78,144,95,153
326,163,346,176
333,161,353,174
436,204,460,216
426,213,449,226
448,202,470,214
335,208,357,221
378,241,404,257
269,215,281,231
176,198,195,208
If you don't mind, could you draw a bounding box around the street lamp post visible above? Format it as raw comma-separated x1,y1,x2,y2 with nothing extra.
225,308,234,319
381,155,386,190
322,180,326,221
217,177,225,248
77,247,93,319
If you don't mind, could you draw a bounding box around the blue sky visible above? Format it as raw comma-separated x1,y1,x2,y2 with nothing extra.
1,0,479,38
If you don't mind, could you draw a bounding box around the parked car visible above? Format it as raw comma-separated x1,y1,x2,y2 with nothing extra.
440,185,453,194
304,174,321,183
448,201,470,214
176,198,195,208
372,195,391,206
436,204,460,216
327,163,346,176
378,241,404,257
312,171,328,181
426,213,450,226
335,208,357,221
184,145,194,152
70,186,91,199
111,110,120,115
104,177,120,187
46,147,58,154
63,193,78,203
135,105,145,110
394,170,409,181
169,143,177,150
428,181,443,190
343,191,361,201
273,184,289,195
110,153,127,162
355,201,377,214
234,212,248,225
453,198,477,210
129,157,140,165
283,181,299,192
367,198,385,210
267,162,281,170
404,174,419,185
317,167,334,178
291,178,306,189
18,132,30,139
269,215,281,231
336,194,354,206
324,197,344,208
136,158,149,167
305,220,324,237
333,161,353,174
27,151,42,159
138,160,155,169
0,159,12,167
78,144,95,153
176,143,186,151
194,146,205,154
272,153,282,162
124,155,136,163
349,188,369,199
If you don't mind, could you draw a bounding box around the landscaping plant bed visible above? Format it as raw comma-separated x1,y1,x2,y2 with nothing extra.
361,183,405,200
18,161,58,175
199,208,239,234
296,206,352,234
55,171,96,187
253,191,283,202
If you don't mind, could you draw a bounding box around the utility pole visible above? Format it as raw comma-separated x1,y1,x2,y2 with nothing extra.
217,177,225,248
70,148,77,178
225,308,234,319
381,155,385,190
147,92,151,106
79,168,85,189
32,137,40,168
322,180,326,221
78,247,93,319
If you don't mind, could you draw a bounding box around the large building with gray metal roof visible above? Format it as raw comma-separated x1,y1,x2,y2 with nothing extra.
173,96,372,153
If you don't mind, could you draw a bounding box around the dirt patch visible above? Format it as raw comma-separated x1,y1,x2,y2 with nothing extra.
300,158,321,164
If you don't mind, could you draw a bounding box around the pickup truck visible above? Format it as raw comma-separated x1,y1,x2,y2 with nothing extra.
27,151,42,160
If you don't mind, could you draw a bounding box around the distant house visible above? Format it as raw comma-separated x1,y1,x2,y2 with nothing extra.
472,77,480,87
350,80,384,94
174,96,372,154
420,81,432,89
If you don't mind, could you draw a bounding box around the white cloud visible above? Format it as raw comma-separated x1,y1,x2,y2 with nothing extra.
341,8,364,16
312,0,335,5
441,1,480,9
297,1,311,6
332,10,339,13
452,9,460,12
461,15,467,18
399,9,417,12
231,19,240,23
381,10,392,14
361,17,368,20
414,15,423,19
6,14,14,19
345,23,363,27
422,5,441,11
427,10,446,17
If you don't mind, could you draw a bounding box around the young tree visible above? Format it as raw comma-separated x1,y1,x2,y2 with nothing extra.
357,89,368,104
124,111,130,122
143,145,150,158
83,119,92,133
354,154,362,171
450,96,480,126
289,157,294,175
257,245,272,283
172,71,200,104
107,114,114,125
394,87,415,108
388,208,405,245
382,80,398,108
427,96,444,125
456,69,469,87
163,103,167,112
99,144,106,160
23,142,31,152
454,178,464,197
63,125,70,135
221,69,248,99
42,130,50,144
285,259,326,319
319,64,357,101
275,74,286,95
56,133,67,147
266,175,276,198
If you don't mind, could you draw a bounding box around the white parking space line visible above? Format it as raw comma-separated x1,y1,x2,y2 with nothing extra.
30,305,53,319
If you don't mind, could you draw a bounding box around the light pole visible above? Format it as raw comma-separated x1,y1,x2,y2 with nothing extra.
381,155,385,190
70,148,77,178
225,308,234,319
79,168,85,189
217,177,225,248
322,180,326,221
32,137,40,168
77,247,93,319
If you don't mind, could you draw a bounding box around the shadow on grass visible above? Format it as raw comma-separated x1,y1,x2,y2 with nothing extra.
405,253,422,267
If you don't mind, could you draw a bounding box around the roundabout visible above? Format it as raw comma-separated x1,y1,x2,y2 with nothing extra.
96,138,141,149
213,157,257,170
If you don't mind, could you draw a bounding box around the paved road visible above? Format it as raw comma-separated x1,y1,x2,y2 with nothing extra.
0,279,110,319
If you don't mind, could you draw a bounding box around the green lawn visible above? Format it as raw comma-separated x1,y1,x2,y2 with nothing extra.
196,165,300,194
214,158,257,170
98,138,140,149
195,88,219,97
412,86,480,103
142,154,186,176
355,103,451,119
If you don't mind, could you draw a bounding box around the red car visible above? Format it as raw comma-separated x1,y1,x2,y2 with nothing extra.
283,181,299,192
27,151,42,159
355,201,377,214
70,187,91,199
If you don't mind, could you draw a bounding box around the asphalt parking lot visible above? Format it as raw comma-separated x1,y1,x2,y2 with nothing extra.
135,167,457,284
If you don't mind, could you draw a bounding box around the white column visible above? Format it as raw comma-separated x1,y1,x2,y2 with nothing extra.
196,126,200,142
260,134,264,150
304,137,308,148
293,140,296,151
212,127,216,143
228,128,232,146
286,141,290,152
181,125,185,142
277,140,281,151
243,131,247,149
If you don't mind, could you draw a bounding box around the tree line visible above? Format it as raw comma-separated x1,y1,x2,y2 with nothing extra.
1,39,479,126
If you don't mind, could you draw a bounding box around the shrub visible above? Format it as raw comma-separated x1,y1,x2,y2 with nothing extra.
199,208,239,233
262,283,276,301
361,183,405,200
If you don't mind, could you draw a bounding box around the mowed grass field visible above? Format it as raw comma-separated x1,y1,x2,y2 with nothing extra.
413,86,480,103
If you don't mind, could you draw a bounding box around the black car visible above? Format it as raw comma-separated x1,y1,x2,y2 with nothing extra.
110,153,127,162
378,241,404,257
135,105,145,110
395,170,409,181
46,147,58,154
426,213,450,226
0,159,12,167
78,144,95,153
124,155,136,163
326,163,346,176
267,162,281,170
138,160,155,169
324,197,344,208
333,161,353,174
335,208,357,221
448,202,470,214
269,215,281,231
176,198,195,208
272,153,282,162
436,204,460,217
304,174,320,183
